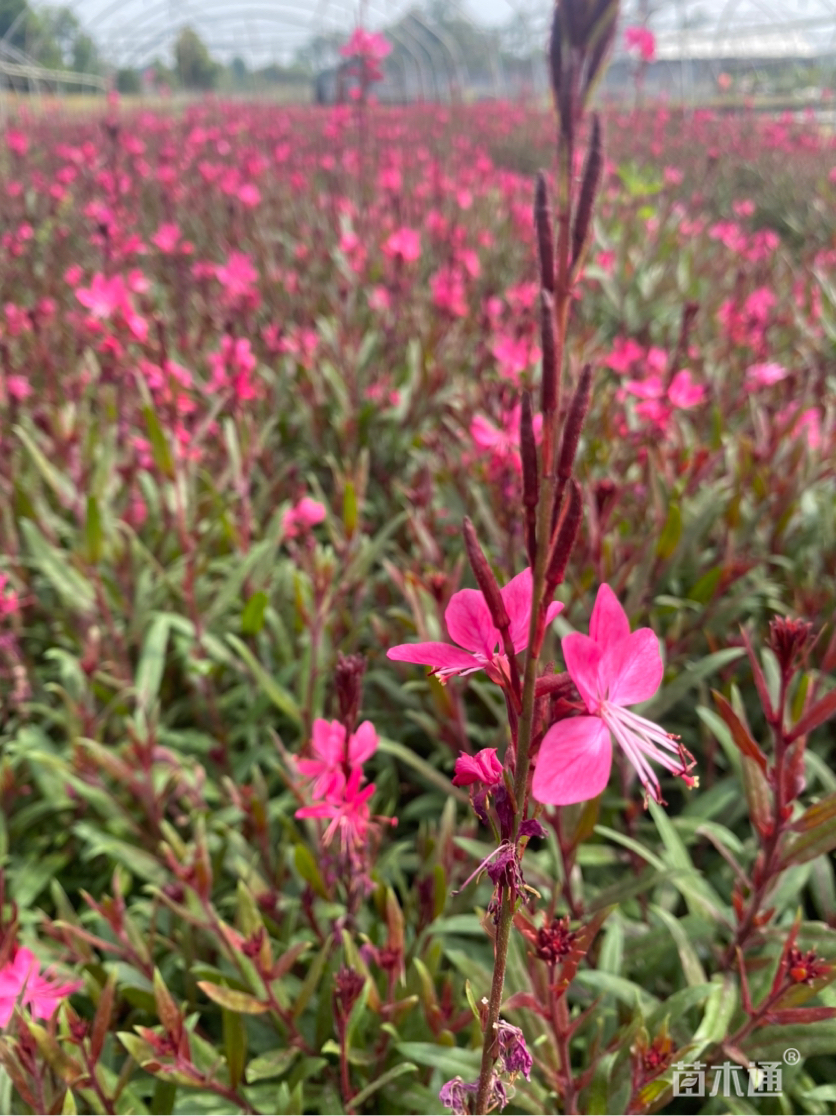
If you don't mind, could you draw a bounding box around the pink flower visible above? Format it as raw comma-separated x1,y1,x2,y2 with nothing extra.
470,405,542,472
215,252,258,301
431,266,467,317
668,370,705,408
237,183,261,208
604,337,644,375
0,948,81,1028
491,334,540,383
746,361,789,387
75,273,147,341
388,568,563,686
208,335,258,400
0,573,19,617
296,767,377,850
298,719,378,801
384,227,421,263
340,28,391,62
283,497,326,538
152,223,182,253
6,374,31,401
452,748,503,788
625,25,656,62
533,585,696,806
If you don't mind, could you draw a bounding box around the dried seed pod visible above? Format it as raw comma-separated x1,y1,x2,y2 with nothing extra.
521,392,539,566
462,518,510,634
571,114,603,270
540,290,558,418
557,363,592,482
547,480,583,591
535,172,555,294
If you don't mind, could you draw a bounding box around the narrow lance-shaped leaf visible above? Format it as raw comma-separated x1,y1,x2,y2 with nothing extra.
788,688,836,742
712,689,768,773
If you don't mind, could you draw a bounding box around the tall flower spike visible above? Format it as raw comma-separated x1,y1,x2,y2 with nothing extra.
533,585,696,806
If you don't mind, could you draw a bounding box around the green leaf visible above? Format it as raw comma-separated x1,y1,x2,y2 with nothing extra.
395,1042,480,1079
197,983,268,1015
643,648,744,720
246,1047,299,1083
143,405,174,478
656,502,681,559
378,736,468,802
227,634,302,726
19,520,95,612
350,1063,418,1108
573,970,659,1011
241,591,269,636
293,844,327,898
222,1008,246,1089
14,423,78,506
693,973,738,1046
652,905,707,986
85,495,103,563
292,940,330,1020
746,1020,836,1060
648,800,729,922
73,822,167,885
343,479,358,537
136,614,171,718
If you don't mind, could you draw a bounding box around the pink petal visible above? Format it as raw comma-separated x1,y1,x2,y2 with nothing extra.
349,720,377,765
445,588,496,655
532,717,612,805
602,628,664,707
312,718,345,764
545,601,564,628
296,802,334,819
561,633,602,712
589,584,631,646
387,642,478,674
501,568,534,652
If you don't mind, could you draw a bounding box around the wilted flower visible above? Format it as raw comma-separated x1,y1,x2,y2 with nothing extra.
452,748,503,788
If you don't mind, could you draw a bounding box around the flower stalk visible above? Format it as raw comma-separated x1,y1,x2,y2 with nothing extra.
472,3,618,1110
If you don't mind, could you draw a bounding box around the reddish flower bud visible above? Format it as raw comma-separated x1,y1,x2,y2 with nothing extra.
452,748,503,788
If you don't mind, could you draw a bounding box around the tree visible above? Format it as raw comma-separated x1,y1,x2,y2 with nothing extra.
115,66,140,94
174,26,218,90
0,0,30,47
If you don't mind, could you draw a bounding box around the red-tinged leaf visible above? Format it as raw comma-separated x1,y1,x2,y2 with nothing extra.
197,982,269,1015
712,690,768,772
740,625,774,721
741,756,772,840
791,793,836,832
503,991,549,1018
788,688,836,742
271,941,311,981
764,1007,836,1023
781,812,836,867
153,970,181,1039
90,971,117,1062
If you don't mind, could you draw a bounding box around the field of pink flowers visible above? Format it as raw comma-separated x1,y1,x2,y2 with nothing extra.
0,73,835,1116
